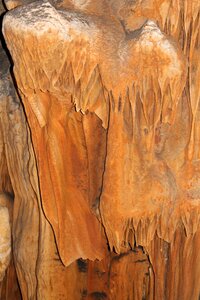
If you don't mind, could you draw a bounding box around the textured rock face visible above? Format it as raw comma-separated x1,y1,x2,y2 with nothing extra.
0,0,200,299
0,195,11,282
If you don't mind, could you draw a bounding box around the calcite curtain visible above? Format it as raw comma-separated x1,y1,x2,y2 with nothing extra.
0,0,200,299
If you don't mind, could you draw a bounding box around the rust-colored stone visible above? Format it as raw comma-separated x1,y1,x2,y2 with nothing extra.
0,0,200,299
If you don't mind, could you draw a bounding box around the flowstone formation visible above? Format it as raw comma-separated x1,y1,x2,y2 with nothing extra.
0,0,200,299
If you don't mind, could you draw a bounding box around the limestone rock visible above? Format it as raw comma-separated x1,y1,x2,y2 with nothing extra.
0,195,11,282
1,0,200,299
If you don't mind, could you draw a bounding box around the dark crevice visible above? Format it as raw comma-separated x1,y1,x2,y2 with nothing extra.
90,291,107,300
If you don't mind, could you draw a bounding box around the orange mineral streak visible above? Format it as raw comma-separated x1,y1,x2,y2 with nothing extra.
21,90,106,265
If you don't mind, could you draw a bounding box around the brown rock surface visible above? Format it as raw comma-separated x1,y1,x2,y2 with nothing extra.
0,0,199,299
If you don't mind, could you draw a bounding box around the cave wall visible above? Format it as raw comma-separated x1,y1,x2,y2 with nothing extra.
0,0,200,299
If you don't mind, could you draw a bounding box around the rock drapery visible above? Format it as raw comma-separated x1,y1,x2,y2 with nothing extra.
0,0,200,299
